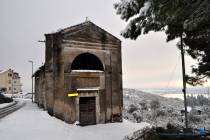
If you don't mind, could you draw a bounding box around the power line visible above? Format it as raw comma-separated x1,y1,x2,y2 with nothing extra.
164,54,181,94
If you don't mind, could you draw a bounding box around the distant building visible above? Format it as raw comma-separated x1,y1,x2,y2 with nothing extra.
34,21,123,125
0,69,22,94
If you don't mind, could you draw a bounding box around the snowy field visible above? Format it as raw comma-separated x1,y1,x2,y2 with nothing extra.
160,93,185,100
161,93,210,100
0,100,149,140
141,88,210,100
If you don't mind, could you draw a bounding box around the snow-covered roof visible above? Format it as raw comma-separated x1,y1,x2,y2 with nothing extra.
0,70,7,74
71,70,104,73
0,69,13,74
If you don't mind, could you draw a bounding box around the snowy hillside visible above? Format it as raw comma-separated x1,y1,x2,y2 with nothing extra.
123,88,210,129
123,88,184,110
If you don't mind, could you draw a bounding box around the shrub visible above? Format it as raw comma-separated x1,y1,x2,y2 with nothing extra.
188,113,202,124
167,123,180,130
150,99,160,110
133,111,142,123
139,101,148,110
156,109,167,117
142,127,161,140
128,104,138,114
0,93,13,104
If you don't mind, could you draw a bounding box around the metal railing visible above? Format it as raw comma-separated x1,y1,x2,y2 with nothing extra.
123,128,146,140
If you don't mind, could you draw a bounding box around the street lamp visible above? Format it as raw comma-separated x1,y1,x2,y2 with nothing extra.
28,60,34,102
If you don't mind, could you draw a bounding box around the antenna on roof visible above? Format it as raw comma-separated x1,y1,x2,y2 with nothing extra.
85,16,90,22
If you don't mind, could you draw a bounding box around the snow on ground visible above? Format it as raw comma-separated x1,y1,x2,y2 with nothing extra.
160,93,184,100
0,101,15,109
161,93,210,100
0,100,149,140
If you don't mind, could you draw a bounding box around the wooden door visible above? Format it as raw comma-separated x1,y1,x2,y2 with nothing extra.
79,97,96,125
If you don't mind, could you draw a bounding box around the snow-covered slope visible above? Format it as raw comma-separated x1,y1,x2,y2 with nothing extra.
124,88,183,107
123,88,210,129
123,88,184,127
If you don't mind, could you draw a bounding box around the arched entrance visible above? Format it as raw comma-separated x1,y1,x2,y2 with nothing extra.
71,53,104,71
71,53,103,125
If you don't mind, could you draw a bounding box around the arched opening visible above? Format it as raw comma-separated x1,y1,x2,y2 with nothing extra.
71,53,104,71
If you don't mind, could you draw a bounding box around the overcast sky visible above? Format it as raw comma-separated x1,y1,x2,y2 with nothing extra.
0,0,207,92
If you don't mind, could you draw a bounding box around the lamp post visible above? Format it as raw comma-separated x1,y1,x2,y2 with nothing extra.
28,60,34,102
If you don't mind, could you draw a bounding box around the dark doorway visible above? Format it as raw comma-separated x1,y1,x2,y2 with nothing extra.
71,53,104,71
79,97,96,125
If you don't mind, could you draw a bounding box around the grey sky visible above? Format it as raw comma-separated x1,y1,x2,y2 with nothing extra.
0,0,204,92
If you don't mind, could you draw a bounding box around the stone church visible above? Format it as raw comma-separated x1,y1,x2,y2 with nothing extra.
34,21,123,125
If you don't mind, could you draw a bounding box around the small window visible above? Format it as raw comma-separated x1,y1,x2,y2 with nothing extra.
14,88,16,90
8,80,11,84
9,87,11,90
8,73,12,77
14,81,16,83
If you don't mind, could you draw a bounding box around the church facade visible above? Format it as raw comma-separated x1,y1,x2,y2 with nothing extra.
34,21,123,125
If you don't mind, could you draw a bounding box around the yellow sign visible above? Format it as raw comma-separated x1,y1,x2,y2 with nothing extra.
68,93,78,97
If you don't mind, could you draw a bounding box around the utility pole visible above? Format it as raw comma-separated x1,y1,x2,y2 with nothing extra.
180,34,188,128
28,60,34,102
11,82,14,98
